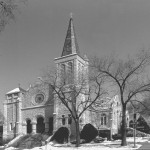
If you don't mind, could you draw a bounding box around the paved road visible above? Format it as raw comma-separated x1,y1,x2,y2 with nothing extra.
128,141,150,150
137,142,150,150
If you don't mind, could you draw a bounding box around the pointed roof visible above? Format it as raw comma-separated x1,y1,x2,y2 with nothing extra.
61,15,81,57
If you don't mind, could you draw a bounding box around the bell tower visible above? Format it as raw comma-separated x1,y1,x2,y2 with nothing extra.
55,15,88,85
54,15,89,133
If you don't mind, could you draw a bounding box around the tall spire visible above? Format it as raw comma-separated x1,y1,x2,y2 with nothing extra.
61,14,81,57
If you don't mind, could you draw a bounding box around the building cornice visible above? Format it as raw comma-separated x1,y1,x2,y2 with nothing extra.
21,104,53,110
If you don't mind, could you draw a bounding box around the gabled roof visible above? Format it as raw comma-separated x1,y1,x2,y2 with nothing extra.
6,87,26,95
89,95,120,112
61,15,81,57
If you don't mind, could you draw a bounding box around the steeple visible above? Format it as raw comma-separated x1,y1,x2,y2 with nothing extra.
61,14,81,57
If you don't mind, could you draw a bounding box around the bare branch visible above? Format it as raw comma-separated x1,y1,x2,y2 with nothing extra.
0,0,26,32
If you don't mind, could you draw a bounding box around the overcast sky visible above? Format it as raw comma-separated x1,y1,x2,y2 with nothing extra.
1,0,150,111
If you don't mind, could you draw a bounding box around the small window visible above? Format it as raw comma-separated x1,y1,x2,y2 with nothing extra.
13,93,19,98
68,114,72,124
10,123,13,131
7,94,12,99
61,64,66,85
62,115,65,125
14,93,18,96
101,114,106,125
68,62,73,84
78,63,81,82
81,65,84,80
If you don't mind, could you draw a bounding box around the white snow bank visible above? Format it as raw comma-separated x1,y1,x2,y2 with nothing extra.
4,137,145,150
5,134,24,148
127,137,148,143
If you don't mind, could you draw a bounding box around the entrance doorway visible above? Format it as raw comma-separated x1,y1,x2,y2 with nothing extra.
36,117,45,133
49,117,53,135
26,119,32,134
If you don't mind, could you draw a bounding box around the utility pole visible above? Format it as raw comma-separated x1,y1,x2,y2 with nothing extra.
133,112,137,148
110,111,113,141
131,102,137,148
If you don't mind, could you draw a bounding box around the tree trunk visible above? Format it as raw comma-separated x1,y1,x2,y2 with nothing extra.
75,119,80,147
121,104,127,146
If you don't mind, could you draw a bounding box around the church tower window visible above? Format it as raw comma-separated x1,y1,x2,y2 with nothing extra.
61,64,66,85
68,62,73,84
78,63,81,83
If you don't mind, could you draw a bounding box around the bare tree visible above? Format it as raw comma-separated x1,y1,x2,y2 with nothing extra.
38,67,106,147
91,50,150,146
91,111,101,130
0,0,26,32
128,96,150,116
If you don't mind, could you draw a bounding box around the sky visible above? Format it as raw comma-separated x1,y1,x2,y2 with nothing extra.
1,0,150,111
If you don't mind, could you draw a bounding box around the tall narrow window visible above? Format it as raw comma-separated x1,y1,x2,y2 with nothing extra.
68,62,73,84
68,114,72,124
82,65,84,80
10,123,13,131
62,115,65,125
101,114,107,125
78,63,81,82
61,64,66,85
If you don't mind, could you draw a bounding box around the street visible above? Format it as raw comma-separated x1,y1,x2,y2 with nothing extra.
138,142,150,150
128,141,150,150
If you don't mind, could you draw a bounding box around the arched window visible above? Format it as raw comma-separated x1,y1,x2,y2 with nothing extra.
9,123,13,131
101,114,107,125
78,63,84,83
78,63,81,82
68,114,72,125
26,119,32,134
62,115,65,125
68,62,73,84
61,64,66,85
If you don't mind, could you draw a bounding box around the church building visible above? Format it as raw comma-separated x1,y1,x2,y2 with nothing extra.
3,16,125,141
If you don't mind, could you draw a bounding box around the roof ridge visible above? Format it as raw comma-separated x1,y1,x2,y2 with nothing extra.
6,87,26,95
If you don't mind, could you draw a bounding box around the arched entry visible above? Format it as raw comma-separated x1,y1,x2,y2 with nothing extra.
49,117,53,135
26,119,32,134
36,116,45,133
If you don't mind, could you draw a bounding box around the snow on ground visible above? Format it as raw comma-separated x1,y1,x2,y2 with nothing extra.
2,137,148,150
3,143,141,150
127,137,149,143
21,144,129,150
